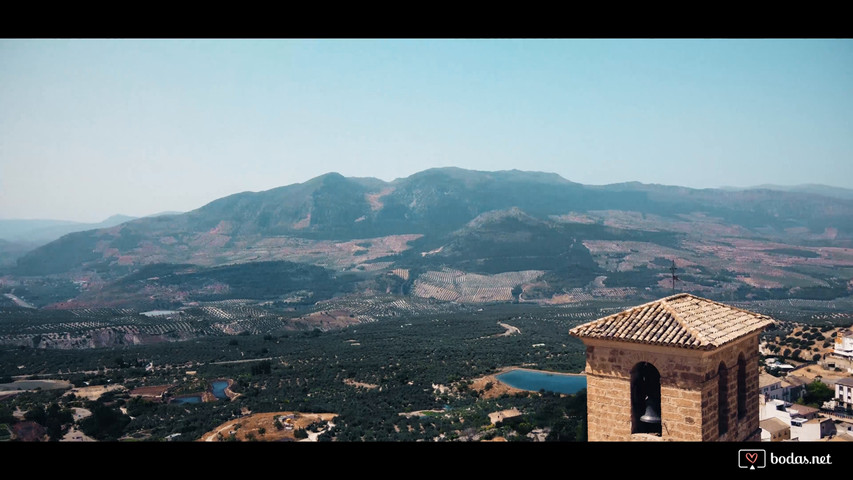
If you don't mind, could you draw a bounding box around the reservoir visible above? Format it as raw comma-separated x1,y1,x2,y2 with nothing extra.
211,381,229,400
495,369,586,395
172,395,202,404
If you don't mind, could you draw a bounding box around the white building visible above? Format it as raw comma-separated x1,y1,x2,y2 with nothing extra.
760,399,796,423
835,329,853,359
786,403,820,420
835,377,853,410
759,373,806,402
791,416,834,441
759,373,784,400
760,399,834,441
836,420,853,435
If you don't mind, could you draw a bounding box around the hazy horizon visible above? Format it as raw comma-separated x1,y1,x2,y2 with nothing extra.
2,39,852,222
3,168,853,224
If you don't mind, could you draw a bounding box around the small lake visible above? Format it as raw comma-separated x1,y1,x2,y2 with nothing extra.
495,369,586,395
211,381,229,400
172,395,202,404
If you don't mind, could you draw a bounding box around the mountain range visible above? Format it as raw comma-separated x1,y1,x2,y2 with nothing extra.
4,168,853,309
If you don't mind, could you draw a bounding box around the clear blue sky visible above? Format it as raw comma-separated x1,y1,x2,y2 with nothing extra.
1,39,851,222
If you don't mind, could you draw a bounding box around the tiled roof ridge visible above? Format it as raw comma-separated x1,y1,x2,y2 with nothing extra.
568,296,658,330
658,297,708,345
569,294,699,346
670,292,773,321
602,293,684,323
666,292,775,347
570,292,773,349
666,291,775,320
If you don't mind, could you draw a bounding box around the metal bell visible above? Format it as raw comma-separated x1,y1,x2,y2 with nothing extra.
639,397,661,424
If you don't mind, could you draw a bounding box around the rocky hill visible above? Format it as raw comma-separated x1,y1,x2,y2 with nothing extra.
6,168,853,308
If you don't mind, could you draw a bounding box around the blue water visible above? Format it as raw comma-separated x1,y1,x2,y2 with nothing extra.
495,369,586,395
211,381,228,399
172,395,202,404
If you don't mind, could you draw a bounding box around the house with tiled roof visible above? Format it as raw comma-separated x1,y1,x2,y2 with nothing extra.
793,416,835,441
780,375,808,403
835,377,853,410
570,293,774,441
827,432,853,442
759,373,783,400
760,417,790,442
760,398,835,441
834,419,853,437
787,403,819,419
759,372,807,403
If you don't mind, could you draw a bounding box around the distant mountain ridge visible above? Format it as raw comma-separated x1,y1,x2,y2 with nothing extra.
7,168,853,308
0,212,186,245
0,212,189,269
719,183,853,201
0,215,136,243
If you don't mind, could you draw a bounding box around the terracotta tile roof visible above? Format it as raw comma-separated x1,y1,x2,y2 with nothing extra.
781,375,809,388
760,417,789,434
759,373,782,388
828,433,853,442
569,293,774,350
786,403,818,416
835,377,853,387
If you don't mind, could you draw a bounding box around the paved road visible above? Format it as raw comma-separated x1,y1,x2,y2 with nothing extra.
4,293,35,309
208,356,278,365
496,322,520,336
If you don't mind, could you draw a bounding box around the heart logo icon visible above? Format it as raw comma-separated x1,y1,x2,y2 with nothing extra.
745,453,758,464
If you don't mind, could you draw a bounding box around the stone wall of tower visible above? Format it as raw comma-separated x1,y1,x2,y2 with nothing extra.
583,333,762,442
699,334,763,442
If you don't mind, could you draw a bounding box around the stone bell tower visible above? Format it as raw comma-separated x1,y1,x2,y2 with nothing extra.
569,293,773,441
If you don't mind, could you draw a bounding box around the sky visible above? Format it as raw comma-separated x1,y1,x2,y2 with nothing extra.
1,39,851,223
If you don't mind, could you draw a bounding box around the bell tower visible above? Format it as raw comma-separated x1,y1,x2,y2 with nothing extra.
570,293,773,441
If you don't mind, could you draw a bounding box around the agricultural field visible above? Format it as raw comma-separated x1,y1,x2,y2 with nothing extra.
200,411,336,441
0,294,484,351
0,305,273,349
733,297,853,325
0,301,599,442
761,323,847,363
412,268,544,303
1,293,851,442
83,226,425,273
570,207,853,299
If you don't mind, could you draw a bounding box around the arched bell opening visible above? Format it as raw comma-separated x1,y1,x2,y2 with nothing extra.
737,354,747,420
630,362,662,435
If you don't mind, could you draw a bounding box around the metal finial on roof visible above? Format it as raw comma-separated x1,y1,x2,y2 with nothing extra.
669,259,680,293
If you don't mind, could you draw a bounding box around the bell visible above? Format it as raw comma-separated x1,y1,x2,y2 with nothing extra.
640,399,661,424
